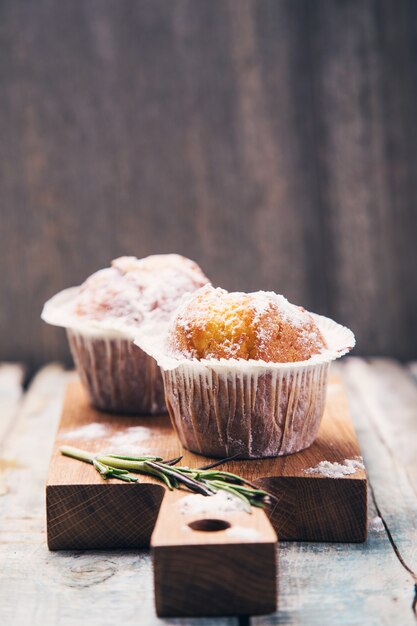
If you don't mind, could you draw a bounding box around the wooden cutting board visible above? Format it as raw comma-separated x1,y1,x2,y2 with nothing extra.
47,375,367,550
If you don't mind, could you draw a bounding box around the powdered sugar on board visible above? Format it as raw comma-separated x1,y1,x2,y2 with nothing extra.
103,426,154,453
369,516,385,533
61,423,154,454
178,491,246,515
62,422,108,440
303,457,365,478
225,526,260,540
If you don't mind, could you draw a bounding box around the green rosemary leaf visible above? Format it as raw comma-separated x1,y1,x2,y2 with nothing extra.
106,454,163,462
206,470,260,489
163,456,183,466
96,455,145,470
197,454,240,470
107,467,130,475
110,472,138,483
208,480,252,513
61,445,95,464
93,458,111,476
59,445,270,511
149,462,214,496
231,484,270,497
141,462,174,490
168,475,179,488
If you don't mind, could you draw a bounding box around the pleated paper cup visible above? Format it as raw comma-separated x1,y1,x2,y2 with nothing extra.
42,288,166,415
66,329,166,415
135,314,355,458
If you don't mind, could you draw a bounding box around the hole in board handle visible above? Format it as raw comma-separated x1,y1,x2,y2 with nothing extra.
188,519,231,532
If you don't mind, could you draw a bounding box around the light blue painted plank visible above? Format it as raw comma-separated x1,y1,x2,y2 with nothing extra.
253,496,413,626
0,366,237,626
342,358,417,576
254,358,417,625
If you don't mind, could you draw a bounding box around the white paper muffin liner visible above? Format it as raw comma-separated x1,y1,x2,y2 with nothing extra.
134,314,355,458
42,288,166,415
67,329,166,415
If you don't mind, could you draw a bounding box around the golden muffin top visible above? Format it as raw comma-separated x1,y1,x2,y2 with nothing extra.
167,285,326,363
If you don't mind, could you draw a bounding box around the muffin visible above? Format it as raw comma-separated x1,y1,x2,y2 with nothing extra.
41,255,208,414
167,285,326,362
135,285,355,457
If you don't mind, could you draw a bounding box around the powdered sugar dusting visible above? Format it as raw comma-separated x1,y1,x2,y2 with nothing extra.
178,491,246,515
76,255,207,326
369,516,385,533
62,423,109,440
268,293,308,328
344,458,366,470
166,284,326,362
135,308,355,376
43,254,208,335
304,457,365,478
105,426,153,453
225,526,260,540
61,423,153,453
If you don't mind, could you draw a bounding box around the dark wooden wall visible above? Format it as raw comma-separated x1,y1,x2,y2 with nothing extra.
1,0,417,369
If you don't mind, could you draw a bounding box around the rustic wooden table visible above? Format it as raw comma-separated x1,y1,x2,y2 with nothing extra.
1,357,416,626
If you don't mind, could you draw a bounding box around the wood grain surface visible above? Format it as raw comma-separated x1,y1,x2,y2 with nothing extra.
1,0,417,369
0,364,237,626
255,359,417,626
2,358,417,625
152,490,277,617
46,374,366,550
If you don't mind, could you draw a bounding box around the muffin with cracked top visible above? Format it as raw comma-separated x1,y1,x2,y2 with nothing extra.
167,284,326,362
42,254,208,414
135,284,354,457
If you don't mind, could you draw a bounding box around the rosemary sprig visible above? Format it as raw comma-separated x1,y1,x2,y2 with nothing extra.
60,445,272,511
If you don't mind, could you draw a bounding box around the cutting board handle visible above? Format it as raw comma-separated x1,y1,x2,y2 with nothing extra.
151,489,278,618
